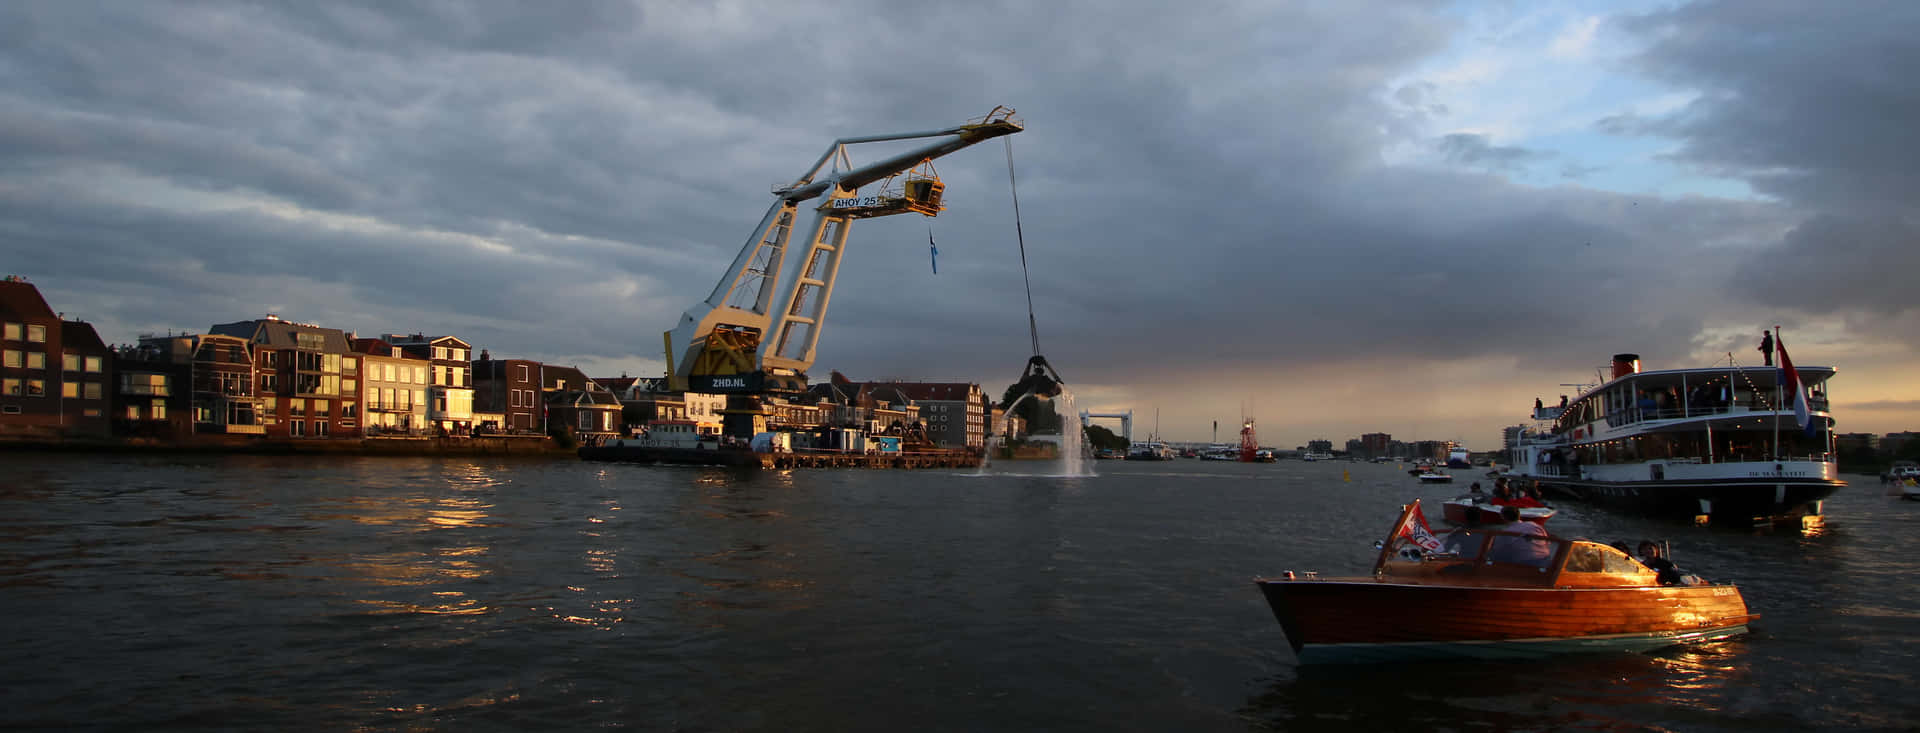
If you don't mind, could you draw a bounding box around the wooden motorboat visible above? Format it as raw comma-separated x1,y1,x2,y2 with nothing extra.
1441,496,1555,525
1255,499,1754,664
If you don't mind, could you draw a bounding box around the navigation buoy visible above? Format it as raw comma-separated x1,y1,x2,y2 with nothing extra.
1343,470,1351,483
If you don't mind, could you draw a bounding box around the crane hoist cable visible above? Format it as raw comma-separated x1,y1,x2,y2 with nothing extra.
998,135,1066,406
1005,136,1040,356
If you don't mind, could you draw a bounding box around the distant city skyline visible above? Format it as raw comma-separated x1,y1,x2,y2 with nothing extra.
4,1,1915,451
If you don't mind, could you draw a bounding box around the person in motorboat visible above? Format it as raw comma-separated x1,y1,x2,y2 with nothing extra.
1488,484,1512,506
1489,506,1553,565
1469,482,1484,496
1637,541,1685,585
1506,487,1546,509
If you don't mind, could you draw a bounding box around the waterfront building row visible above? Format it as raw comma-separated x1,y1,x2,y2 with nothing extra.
2,277,994,451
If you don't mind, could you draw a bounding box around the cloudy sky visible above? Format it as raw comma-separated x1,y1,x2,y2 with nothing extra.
3,0,1915,449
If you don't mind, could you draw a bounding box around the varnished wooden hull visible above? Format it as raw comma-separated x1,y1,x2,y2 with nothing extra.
1256,578,1753,664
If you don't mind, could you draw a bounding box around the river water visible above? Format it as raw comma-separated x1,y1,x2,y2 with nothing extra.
1,454,1914,731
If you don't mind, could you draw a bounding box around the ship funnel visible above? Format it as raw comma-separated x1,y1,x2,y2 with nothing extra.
1612,353,1640,379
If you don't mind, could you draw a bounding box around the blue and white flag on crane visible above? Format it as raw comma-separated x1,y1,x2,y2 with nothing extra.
929,229,939,274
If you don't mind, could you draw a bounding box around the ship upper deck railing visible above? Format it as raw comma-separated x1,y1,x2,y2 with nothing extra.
1600,397,1830,429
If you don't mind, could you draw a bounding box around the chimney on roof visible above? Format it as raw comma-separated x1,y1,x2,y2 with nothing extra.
480,349,491,361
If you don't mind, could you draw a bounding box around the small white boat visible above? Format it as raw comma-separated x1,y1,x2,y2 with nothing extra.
1417,471,1454,484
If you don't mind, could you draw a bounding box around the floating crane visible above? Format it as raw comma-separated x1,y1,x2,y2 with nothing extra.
662,107,1024,403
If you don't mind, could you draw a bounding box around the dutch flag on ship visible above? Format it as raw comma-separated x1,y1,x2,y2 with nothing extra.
1775,332,1816,437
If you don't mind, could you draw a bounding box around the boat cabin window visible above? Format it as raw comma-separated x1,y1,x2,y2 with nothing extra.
1563,542,1644,574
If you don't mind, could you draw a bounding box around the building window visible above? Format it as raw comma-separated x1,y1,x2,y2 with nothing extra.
1,404,18,414
289,398,306,417
26,324,45,343
414,367,426,384
290,420,305,437
314,399,330,418
343,357,357,374
315,421,328,437
516,364,529,382
1,322,18,340
151,401,166,420
82,407,99,417
26,352,45,370
434,346,447,360
26,379,44,396
83,382,101,400
62,381,78,398
63,354,79,371
121,373,168,396
85,356,102,373
384,364,396,382
2,350,17,368
2,378,17,395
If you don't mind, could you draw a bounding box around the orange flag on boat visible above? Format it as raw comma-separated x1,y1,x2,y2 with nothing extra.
1397,502,1443,552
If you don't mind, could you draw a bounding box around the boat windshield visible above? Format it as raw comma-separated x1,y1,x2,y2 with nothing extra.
1437,529,1490,560
1425,529,1556,568
1487,530,1557,568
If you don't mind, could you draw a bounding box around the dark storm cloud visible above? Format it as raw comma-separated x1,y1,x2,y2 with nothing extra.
0,0,1905,400
1436,133,1550,171
1617,0,1920,320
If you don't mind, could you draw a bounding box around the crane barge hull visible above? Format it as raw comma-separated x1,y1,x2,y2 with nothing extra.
579,444,980,469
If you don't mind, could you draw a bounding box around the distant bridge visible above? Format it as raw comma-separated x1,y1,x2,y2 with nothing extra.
1079,410,1132,444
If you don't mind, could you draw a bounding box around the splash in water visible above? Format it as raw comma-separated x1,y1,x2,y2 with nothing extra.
978,387,1093,478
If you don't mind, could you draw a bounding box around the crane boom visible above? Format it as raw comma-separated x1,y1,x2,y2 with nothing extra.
663,107,1023,394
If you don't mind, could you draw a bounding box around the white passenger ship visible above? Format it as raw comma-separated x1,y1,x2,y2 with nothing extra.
1506,353,1842,525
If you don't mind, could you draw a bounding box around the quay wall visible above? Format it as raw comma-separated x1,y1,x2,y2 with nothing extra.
0,433,574,458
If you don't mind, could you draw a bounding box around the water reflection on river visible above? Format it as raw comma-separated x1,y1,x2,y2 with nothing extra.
0,453,1914,730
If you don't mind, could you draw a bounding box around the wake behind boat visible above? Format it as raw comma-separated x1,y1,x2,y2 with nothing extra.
1254,500,1754,664
1506,349,1843,525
